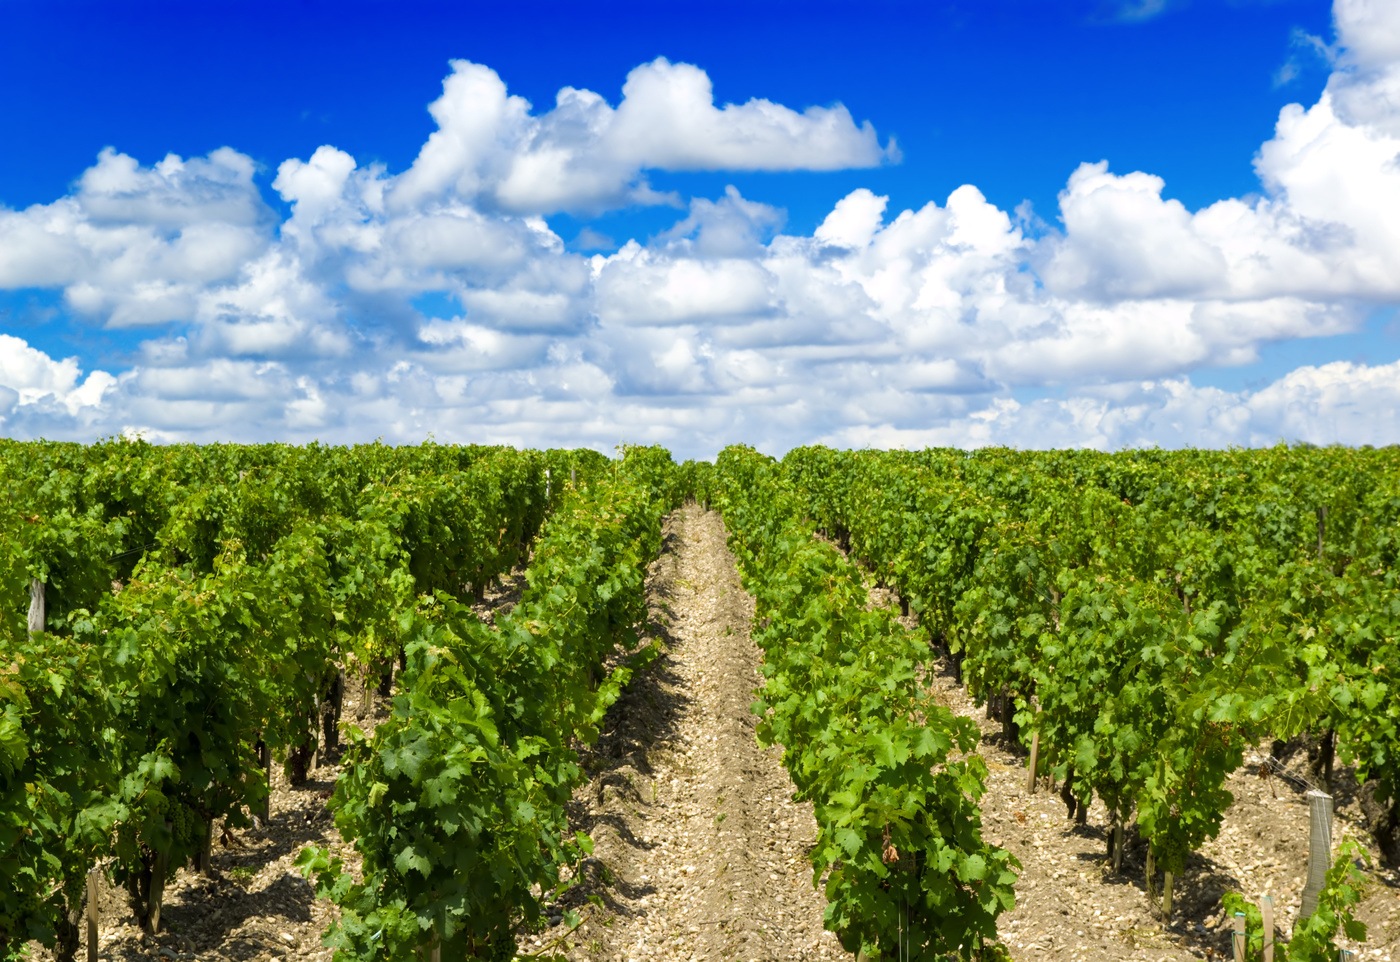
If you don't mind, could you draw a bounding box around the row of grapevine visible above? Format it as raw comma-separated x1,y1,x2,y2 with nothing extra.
0,440,608,960
296,445,683,960
709,446,1018,961
780,445,1396,941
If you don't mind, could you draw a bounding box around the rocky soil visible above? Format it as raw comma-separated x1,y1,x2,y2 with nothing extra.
529,503,844,962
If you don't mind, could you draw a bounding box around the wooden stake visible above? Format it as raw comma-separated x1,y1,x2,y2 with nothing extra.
1231,912,1246,962
86,867,99,962
1146,849,1156,900
1300,789,1333,918
1162,870,1174,920
1261,895,1274,962
27,578,45,635
1026,731,1040,793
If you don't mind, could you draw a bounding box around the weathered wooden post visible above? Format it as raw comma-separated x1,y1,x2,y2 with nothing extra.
28,578,45,634
1026,731,1040,793
1231,912,1246,962
1261,895,1274,962
86,867,100,962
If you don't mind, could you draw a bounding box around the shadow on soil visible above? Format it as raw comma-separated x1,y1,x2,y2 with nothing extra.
545,521,692,926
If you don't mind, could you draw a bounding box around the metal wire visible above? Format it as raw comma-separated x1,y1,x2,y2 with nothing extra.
1252,752,1320,791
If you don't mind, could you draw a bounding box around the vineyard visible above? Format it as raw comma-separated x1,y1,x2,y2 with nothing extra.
3,440,1399,961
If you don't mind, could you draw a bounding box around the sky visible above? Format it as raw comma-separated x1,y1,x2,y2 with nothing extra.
2,0,1399,458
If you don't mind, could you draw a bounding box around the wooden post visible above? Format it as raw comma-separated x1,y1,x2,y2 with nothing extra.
27,578,45,634
1162,870,1174,920
1145,849,1156,901
1026,731,1040,793
1261,895,1274,962
1231,912,1246,962
86,867,100,962
1300,790,1333,918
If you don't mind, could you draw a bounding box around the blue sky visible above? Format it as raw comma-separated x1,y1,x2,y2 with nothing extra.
2,0,1398,455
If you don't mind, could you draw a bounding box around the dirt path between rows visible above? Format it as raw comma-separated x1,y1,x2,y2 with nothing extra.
533,503,845,962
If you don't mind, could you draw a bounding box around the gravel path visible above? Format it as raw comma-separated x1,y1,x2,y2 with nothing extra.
534,503,845,962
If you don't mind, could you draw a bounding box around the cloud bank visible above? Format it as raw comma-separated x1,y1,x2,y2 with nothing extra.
1,28,1399,457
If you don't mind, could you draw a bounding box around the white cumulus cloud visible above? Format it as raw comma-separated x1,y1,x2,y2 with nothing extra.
389,57,895,215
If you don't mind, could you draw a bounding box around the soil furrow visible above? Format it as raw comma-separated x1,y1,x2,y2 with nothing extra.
537,504,844,962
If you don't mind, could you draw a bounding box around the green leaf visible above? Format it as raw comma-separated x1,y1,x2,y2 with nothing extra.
394,845,432,877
